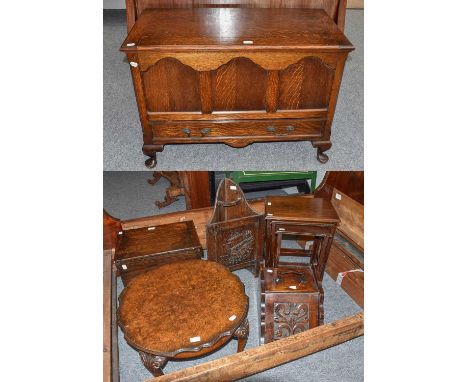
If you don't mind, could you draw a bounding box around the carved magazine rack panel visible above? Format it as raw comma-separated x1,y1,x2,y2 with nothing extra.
206,178,264,275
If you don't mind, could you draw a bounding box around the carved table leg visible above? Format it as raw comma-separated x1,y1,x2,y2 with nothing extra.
156,191,179,208
312,141,332,164
147,171,184,209
234,319,249,352
147,171,163,185
139,351,168,377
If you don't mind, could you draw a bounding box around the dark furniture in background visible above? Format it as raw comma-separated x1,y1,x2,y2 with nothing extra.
259,264,323,344
148,171,212,209
120,5,353,167
226,171,317,195
206,178,264,274
114,221,203,285
117,260,249,376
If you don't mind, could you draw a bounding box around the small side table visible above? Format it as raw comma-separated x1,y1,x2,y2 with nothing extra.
117,260,249,376
264,195,340,283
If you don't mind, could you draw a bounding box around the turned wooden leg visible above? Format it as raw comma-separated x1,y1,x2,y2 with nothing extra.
234,319,249,352
312,141,332,164
149,172,184,209
143,145,164,169
147,171,163,185
155,192,179,208
139,352,168,377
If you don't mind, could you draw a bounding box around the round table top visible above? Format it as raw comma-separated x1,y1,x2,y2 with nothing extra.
118,259,248,357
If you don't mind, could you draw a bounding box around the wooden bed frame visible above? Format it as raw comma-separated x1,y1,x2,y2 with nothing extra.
103,171,363,381
124,0,348,32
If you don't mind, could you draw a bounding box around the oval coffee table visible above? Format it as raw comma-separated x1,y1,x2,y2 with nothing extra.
118,259,249,376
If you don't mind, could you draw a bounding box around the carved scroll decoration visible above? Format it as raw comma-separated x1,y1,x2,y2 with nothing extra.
139,352,168,376
235,319,250,339
273,302,310,339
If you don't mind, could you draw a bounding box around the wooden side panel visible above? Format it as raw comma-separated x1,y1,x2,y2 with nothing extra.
316,171,364,205
341,271,364,308
331,187,364,250
211,58,267,111
142,58,201,112
104,211,122,251
103,250,112,382
326,242,363,308
326,242,360,280
279,57,334,110
179,171,212,209
104,249,119,382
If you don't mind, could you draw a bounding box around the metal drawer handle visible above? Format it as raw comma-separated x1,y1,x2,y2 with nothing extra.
275,270,306,284
266,126,295,135
200,128,211,136
182,128,191,137
266,126,276,133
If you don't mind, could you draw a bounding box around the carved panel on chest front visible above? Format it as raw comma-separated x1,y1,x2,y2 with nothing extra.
273,302,310,339
140,56,336,114
142,58,201,112
211,57,267,111
279,57,335,110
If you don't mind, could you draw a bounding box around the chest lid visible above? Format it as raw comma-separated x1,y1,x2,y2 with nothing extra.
121,8,353,52
265,195,340,223
263,265,319,293
115,220,201,261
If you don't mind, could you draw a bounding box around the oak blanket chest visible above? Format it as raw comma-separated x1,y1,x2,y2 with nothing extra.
120,8,354,167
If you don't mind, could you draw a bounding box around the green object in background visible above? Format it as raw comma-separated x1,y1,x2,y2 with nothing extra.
225,171,317,192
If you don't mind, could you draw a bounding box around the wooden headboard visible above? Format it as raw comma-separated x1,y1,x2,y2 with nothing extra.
125,0,347,32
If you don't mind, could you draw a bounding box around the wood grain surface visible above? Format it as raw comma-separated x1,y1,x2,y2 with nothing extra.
148,312,364,382
121,8,353,51
265,195,340,223
118,260,248,358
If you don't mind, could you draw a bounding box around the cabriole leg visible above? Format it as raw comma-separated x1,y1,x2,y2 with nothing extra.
312,141,332,164
234,319,249,352
139,352,168,377
143,145,164,169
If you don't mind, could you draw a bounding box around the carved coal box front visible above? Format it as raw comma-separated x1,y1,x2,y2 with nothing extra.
259,264,323,344
206,178,264,275
115,221,202,285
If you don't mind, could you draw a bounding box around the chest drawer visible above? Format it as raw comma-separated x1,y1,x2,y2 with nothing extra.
151,119,324,140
